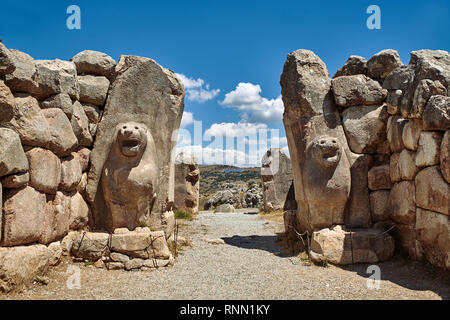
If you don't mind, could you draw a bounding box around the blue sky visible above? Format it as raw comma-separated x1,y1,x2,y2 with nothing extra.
1,0,449,166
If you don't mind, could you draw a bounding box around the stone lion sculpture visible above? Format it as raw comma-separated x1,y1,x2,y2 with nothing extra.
303,135,351,230
101,122,159,231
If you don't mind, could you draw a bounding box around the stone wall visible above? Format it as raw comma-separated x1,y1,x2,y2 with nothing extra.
281,48,449,269
0,42,184,291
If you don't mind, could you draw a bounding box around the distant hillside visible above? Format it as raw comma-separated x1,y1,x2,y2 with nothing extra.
198,165,261,207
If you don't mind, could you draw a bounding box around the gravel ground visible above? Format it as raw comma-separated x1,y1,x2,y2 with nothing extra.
4,209,449,300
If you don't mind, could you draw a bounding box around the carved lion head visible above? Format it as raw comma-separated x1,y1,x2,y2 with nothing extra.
115,122,148,157
308,135,342,168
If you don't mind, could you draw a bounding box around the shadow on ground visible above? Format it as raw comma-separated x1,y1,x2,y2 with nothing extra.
221,234,297,257
338,255,450,300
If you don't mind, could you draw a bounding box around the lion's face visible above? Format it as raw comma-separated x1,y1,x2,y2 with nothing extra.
116,122,148,157
309,135,341,168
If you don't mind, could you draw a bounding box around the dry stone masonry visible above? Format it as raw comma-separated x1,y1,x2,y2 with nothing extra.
281,48,449,269
0,42,184,291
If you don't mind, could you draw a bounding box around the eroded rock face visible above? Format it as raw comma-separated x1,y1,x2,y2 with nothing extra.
71,50,116,79
415,131,442,168
4,49,39,95
26,148,61,194
368,165,392,190
441,130,450,183
101,122,159,231
78,75,110,106
41,108,78,156
0,80,15,122
86,55,184,235
415,166,449,215
174,153,199,214
333,56,367,78
423,95,450,131
0,128,29,177
261,148,293,211
214,203,235,213
331,75,387,107
0,42,16,76
389,181,416,225
367,49,403,81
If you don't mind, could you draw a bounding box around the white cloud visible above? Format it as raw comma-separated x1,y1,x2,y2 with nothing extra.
220,82,284,123
204,122,268,138
176,73,220,103
180,111,194,128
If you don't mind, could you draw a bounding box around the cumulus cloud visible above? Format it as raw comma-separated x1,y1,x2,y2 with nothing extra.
220,82,284,123
176,73,220,103
204,122,268,138
180,111,194,128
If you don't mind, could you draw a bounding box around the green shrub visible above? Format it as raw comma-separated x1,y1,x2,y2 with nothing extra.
174,209,193,220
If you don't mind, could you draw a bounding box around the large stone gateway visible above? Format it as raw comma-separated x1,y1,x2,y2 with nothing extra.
281,48,450,269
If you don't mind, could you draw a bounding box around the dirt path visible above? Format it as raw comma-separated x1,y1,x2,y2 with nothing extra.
4,209,449,300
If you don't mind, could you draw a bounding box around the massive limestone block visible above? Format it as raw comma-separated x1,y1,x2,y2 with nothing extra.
174,152,200,214
26,148,61,194
385,90,402,115
40,93,74,119
4,49,39,95
281,49,367,232
402,119,423,151
303,136,351,229
41,108,78,156
368,164,392,190
0,244,51,293
101,122,159,231
409,79,446,119
71,101,93,147
423,95,450,131
33,59,79,100
110,229,171,259
341,104,389,154
398,149,419,180
60,153,83,191
415,166,450,215
415,131,442,168
331,75,387,107
370,190,390,222
0,128,29,177
1,186,46,246
393,224,423,260
8,94,51,147
0,80,15,122
76,148,91,173
78,75,110,106
71,50,116,78
389,152,402,183
40,191,71,245
310,225,395,265
333,55,367,78
416,208,450,270
441,130,450,183
386,115,408,152
70,232,110,260
0,42,16,76
86,55,184,234
261,148,293,211
367,49,403,81
389,181,416,225
68,192,89,230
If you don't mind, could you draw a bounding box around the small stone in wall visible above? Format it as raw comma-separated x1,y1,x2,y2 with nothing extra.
71,50,116,79
402,119,423,151
4,49,39,95
368,165,392,190
398,149,419,180
78,75,110,106
60,153,83,192
415,131,442,168
0,80,15,122
367,49,403,81
333,55,367,78
423,95,450,131
0,128,29,177
387,115,408,153
1,172,29,189
369,190,390,222
26,147,61,194
40,93,74,119
71,101,93,147
331,75,387,107
42,108,78,157
410,80,446,119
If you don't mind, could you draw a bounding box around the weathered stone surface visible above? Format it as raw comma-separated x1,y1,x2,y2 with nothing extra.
368,164,392,190
389,181,416,225
0,128,29,177
33,59,79,100
410,80,446,119
42,108,78,156
415,131,442,167
60,153,82,191
40,191,70,245
398,149,419,180
1,172,29,188
204,189,236,210
40,93,74,119
370,190,390,222
261,148,293,211
0,42,16,75
441,130,450,183
385,90,402,115
402,119,422,151
367,49,403,81
76,148,91,172
71,232,110,260
71,50,116,78
342,104,389,153
416,208,450,269
345,154,372,228
390,153,401,183
110,229,171,259
106,262,124,270
110,252,130,263
68,192,89,230
304,136,351,229
383,65,414,91
82,103,102,124
415,166,449,215
0,80,15,122
60,231,78,255
86,55,184,234
310,226,395,265
174,152,199,214
393,224,423,260
1,186,46,246
214,204,235,213
26,148,61,194
4,49,39,95
78,75,110,106
71,101,93,147
0,244,51,293
48,241,62,266
331,75,387,107
333,56,367,78
423,95,450,131
8,94,51,147
386,115,408,152
100,122,159,231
